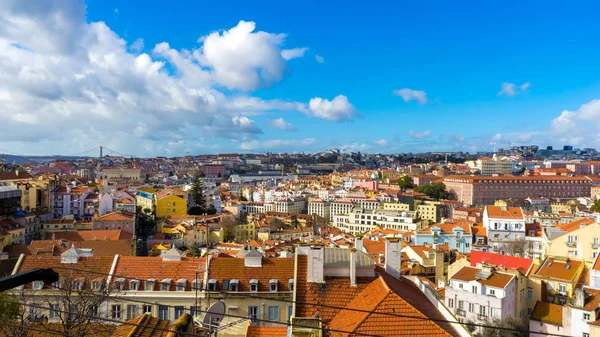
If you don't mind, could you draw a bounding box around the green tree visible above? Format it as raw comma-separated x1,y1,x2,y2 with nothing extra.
398,176,414,191
189,171,207,213
239,195,248,202
188,245,201,257
414,182,449,200
0,293,18,324
591,199,600,212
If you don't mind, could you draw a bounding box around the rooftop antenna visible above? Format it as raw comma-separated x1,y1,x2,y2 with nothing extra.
201,298,225,336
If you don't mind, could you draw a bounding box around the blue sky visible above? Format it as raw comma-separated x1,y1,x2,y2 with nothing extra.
1,0,600,156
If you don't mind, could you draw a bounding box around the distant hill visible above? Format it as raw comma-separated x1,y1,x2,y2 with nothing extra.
0,154,90,164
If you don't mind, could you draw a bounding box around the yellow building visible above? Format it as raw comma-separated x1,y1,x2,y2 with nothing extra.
530,256,584,305
381,202,410,212
156,194,187,218
544,218,599,263
234,221,257,242
136,187,156,213
550,199,579,214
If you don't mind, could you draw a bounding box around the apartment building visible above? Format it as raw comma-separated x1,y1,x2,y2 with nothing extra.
415,221,473,253
446,266,516,333
51,186,93,219
444,175,593,206
99,166,144,181
472,156,517,176
334,207,417,234
529,256,584,305
307,198,330,220
273,197,306,214
482,206,526,255
92,211,135,235
544,218,600,262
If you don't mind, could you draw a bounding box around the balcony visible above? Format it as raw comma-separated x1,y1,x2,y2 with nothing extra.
566,241,577,247
593,243,599,249
455,309,466,317
477,314,488,321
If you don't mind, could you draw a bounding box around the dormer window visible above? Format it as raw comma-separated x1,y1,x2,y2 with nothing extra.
92,280,102,290
72,278,84,291
114,278,125,291
288,279,294,292
145,278,156,291
222,279,230,291
208,279,217,291
250,279,258,292
32,281,43,290
230,279,239,292
176,278,187,291
160,278,171,291
52,280,61,289
191,278,202,292
269,279,278,292
129,280,140,291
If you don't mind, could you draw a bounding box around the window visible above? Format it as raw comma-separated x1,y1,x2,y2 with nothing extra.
584,313,591,321
208,279,217,291
448,298,454,308
288,279,294,291
519,309,524,318
129,280,139,291
88,305,99,317
222,279,230,291
143,305,152,314
126,305,138,320
527,288,533,299
49,304,59,319
114,278,125,291
176,278,186,291
32,281,43,290
230,279,239,292
489,289,496,296
468,303,474,313
269,279,278,292
458,300,464,310
528,308,532,316
175,306,184,320
158,305,169,321
250,279,258,292
112,305,122,320
248,306,259,323
479,305,486,316
458,283,463,289
173,202,176,206
161,279,171,291
472,286,477,294
491,308,499,318
190,306,199,317
192,278,202,292
568,235,577,243
145,278,156,291
520,290,524,302
268,306,279,321
559,284,567,294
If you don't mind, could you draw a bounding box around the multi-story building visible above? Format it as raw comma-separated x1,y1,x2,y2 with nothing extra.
482,206,526,255
51,186,93,220
529,256,584,305
156,193,187,218
92,211,135,235
543,218,600,262
136,187,156,213
99,166,144,181
415,221,473,253
446,266,516,332
307,198,330,220
444,175,594,206
472,156,517,176
273,197,306,214
334,207,417,234
199,164,225,177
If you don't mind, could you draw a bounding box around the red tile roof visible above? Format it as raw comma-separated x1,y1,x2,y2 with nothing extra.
532,257,583,282
17,256,115,288
452,266,514,289
246,326,288,337
470,251,533,272
94,211,134,221
485,206,524,219
45,230,133,241
113,256,206,291
208,257,294,292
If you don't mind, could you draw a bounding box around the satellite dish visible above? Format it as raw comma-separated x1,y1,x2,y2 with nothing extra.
202,301,226,332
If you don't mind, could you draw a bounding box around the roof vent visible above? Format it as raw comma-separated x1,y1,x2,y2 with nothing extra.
547,262,552,267
565,265,571,270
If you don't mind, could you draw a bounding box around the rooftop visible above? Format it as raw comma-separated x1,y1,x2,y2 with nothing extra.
530,301,563,326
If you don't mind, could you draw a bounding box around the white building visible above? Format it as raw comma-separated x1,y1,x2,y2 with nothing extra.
446,266,516,334
482,206,526,255
274,197,306,214
307,199,331,220
333,207,417,234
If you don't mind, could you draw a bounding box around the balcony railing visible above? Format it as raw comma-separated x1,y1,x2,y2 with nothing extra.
593,243,599,249
566,241,577,247
477,314,488,321
456,309,466,317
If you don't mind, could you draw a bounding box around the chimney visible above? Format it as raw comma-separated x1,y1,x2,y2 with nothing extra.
574,288,586,308
385,236,402,279
355,235,364,252
307,246,325,283
52,233,55,241
350,248,357,287
15,170,19,177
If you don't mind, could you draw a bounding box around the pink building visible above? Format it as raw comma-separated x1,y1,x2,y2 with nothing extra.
444,175,593,206
414,175,439,186
199,164,225,177
353,180,379,191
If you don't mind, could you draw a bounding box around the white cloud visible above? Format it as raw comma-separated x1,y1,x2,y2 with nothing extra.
130,38,144,53
281,47,308,60
315,55,325,63
0,1,331,156
550,100,600,146
265,118,297,131
408,130,432,139
239,138,316,150
491,133,503,142
392,88,427,104
498,82,530,97
374,139,388,147
306,95,358,121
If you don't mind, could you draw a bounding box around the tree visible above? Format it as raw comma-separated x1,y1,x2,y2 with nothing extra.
206,204,217,215
478,317,527,337
189,171,207,214
591,199,600,212
414,182,449,200
502,238,529,257
221,216,237,242
239,195,248,202
398,176,414,191
1,264,117,337
188,245,201,257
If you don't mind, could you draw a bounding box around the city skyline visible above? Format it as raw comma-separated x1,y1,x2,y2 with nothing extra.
1,1,600,156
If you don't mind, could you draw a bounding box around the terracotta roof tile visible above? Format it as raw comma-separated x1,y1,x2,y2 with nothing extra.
113,256,206,291
533,257,583,282
452,266,514,289
531,301,563,326
246,326,288,337
208,257,294,292
94,212,134,221
485,206,524,219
